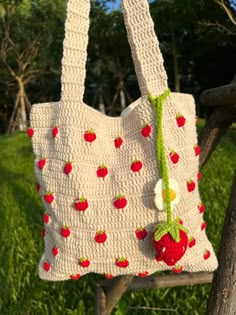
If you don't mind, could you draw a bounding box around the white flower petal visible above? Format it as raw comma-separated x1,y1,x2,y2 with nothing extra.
154,178,181,210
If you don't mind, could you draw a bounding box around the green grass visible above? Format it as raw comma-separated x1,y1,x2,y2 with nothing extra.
0,122,235,315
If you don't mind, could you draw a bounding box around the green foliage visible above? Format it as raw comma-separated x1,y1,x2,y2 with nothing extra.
0,121,235,314
1,0,236,123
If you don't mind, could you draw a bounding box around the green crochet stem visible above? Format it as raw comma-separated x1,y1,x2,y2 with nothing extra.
149,89,171,223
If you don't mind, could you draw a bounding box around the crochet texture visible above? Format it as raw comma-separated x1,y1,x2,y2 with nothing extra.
30,0,218,281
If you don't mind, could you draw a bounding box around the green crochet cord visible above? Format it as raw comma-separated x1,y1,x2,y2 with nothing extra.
149,89,172,223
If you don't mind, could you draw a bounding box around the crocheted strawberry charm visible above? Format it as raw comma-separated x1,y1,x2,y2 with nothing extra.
149,89,189,267
153,221,188,266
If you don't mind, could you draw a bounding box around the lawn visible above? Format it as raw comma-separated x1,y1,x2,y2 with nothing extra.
0,122,235,315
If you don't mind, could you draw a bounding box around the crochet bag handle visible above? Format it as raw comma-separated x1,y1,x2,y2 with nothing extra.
60,0,168,102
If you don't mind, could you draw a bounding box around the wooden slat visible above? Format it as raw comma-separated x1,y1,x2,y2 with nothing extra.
200,83,236,106
100,272,213,292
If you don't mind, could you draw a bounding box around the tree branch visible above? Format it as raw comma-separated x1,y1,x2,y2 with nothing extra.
215,0,236,26
199,20,236,35
206,171,236,315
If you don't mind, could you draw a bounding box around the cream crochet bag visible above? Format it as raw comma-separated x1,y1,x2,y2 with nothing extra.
29,0,218,281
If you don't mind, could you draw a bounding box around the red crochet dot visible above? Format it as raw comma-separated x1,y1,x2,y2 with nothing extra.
43,214,50,224
187,180,195,192
43,262,51,272
197,172,202,181
52,126,59,138
64,162,72,175
27,128,34,138
42,228,46,237
141,124,152,137
176,114,185,127
95,230,107,243
114,137,123,148
38,159,46,170
138,271,149,277
79,258,90,268
169,150,179,164
52,246,59,257
131,160,143,172
70,274,81,280
36,183,41,192
203,249,210,260
172,265,183,274
97,165,108,178
84,129,96,142
104,273,113,279
114,194,127,209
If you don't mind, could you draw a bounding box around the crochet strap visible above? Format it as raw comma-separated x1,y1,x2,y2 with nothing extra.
60,0,168,102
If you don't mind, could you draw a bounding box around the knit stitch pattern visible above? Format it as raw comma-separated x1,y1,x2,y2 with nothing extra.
30,0,218,281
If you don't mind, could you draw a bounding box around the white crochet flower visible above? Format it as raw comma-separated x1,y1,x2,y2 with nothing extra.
154,178,180,210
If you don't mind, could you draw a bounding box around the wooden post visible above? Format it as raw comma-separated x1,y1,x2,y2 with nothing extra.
206,172,236,315
199,107,235,169
95,284,107,315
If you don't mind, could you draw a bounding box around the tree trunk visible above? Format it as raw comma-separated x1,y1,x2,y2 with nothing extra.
7,92,20,134
120,81,126,110
99,92,106,114
18,79,28,131
170,24,180,92
206,172,236,315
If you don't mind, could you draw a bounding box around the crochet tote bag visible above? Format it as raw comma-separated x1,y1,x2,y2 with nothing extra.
29,0,218,281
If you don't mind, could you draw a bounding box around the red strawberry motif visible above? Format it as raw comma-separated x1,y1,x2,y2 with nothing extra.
115,257,129,268
36,183,41,192
79,258,90,268
44,192,54,204
176,114,186,127
175,218,183,225
201,221,207,231
43,214,50,224
114,137,123,149
153,222,188,266
52,126,59,138
187,180,195,192
142,124,152,137
197,172,202,182
203,249,210,260
169,150,179,164
52,246,59,257
138,271,149,277
131,160,143,172
42,228,46,237
135,227,148,240
97,164,108,178
75,197,88,211
198,202,205,214
188,236,196,248
61,226,71,238
84,129,96,143
95,230,107,243
194,144,201,156
114,194,127,209
64,162,72,175
38,158,46,170
104,273,114,279
43,261,51,272
70,274,81,280
27,128,34,138
172,265,183,274
195,116,199,124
